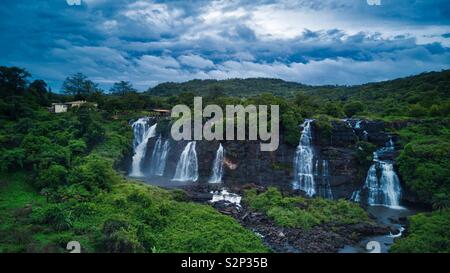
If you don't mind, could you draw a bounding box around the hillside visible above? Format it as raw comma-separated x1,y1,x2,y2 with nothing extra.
0,65,449,253
148,78,315,97
147,70,450,120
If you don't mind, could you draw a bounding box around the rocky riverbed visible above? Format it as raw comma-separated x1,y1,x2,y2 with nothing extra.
183,184,397,253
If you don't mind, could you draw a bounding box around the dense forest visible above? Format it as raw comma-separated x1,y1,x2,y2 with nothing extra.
0,65,449,253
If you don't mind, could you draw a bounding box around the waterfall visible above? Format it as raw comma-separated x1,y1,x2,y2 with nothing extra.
209,143,225,183
314,160,319,176
318,160,333,199
130,118,157,177
210,189,241,207
149,136,170,176
362,138,403,209
293,119,316,197
172,141,199,182
351,190,361,202
364,164,380,204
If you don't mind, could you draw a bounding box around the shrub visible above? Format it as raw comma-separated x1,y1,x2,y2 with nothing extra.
267,206,319,230
391,210,450,253
0,148,25,172
35,164,67,189
68,139,87,156
68,155,118,192
344,101,365,117
32,204,73,231
355,141,377,166
101,219,144,253
397,125,450,205
245,187,369,229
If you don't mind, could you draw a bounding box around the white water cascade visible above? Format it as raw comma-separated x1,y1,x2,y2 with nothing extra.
293,119,316,196
351,190,361,202
209,144,225,183
172,141,199,182
130,118,157,177
149,136,170,176
210,189,241,207
363,138,403,209
318,160,333,199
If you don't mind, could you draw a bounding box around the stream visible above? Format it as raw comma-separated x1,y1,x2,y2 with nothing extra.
339,205,419,253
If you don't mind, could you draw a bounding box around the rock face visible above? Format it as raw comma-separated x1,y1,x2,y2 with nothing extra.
128,118,408,202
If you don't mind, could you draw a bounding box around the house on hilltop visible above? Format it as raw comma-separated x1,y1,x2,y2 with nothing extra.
50,100,98,113
151,109,171,118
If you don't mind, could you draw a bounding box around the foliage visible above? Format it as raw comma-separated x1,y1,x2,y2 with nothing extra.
1,65,450,253
62,73,101,99
355,141,377,166
244,187,370,230
67,155,118,192
397,122,450,206
344,101,365,117
35,164,68,189
109,81,137,96
391,210,450,253
0,175,269,253
32,203,73,231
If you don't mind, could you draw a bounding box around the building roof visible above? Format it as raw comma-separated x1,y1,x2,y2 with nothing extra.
52,101,88,106
66,100,87,105
151,109,171,113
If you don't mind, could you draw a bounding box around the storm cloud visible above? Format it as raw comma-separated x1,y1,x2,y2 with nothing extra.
0,0,449,90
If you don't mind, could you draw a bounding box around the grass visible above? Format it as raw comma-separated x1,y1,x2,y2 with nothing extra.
244,187,371,230
0,172,45,252
0,174,269,253
0,172,44,209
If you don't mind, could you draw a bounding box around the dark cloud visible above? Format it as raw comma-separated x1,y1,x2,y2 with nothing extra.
0,0,449,90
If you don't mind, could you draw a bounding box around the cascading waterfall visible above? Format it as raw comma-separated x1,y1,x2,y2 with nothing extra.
351,190,361,202
210,189,241,206
314,160,319,176
318,160,333,199
149,136,170,176
130,118,157,177
362,138,403,209
364,164,380,204
172,141,199,182
209,143,225,183
293,119,316,196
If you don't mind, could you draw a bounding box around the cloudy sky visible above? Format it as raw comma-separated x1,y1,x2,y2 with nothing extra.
1,0,450,91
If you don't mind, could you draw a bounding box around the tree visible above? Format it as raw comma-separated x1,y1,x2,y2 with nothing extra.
68,155,118,191
28,79,49,106
322,102,344,118
0,66,30,97
206,85,225,99
344,101,365,117
74,105,105,147
36,164,68,189
110,81,137,96
62,73,99,99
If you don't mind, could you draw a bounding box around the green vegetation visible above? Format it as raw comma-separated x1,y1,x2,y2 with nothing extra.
1,65,450,253
244,187,370,230
0,67,268,253
0,173,268,253
390,209,450,253
397,122,450,207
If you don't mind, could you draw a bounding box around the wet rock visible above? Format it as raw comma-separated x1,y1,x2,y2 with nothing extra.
185,191,213,203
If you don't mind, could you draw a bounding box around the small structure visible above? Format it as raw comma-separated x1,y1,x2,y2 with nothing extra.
151,109,171,118
50,100,98,113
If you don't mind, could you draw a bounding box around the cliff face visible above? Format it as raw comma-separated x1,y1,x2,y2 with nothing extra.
134,119,409,201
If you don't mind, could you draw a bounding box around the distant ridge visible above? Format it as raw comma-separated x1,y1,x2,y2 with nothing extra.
147,70,450,99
